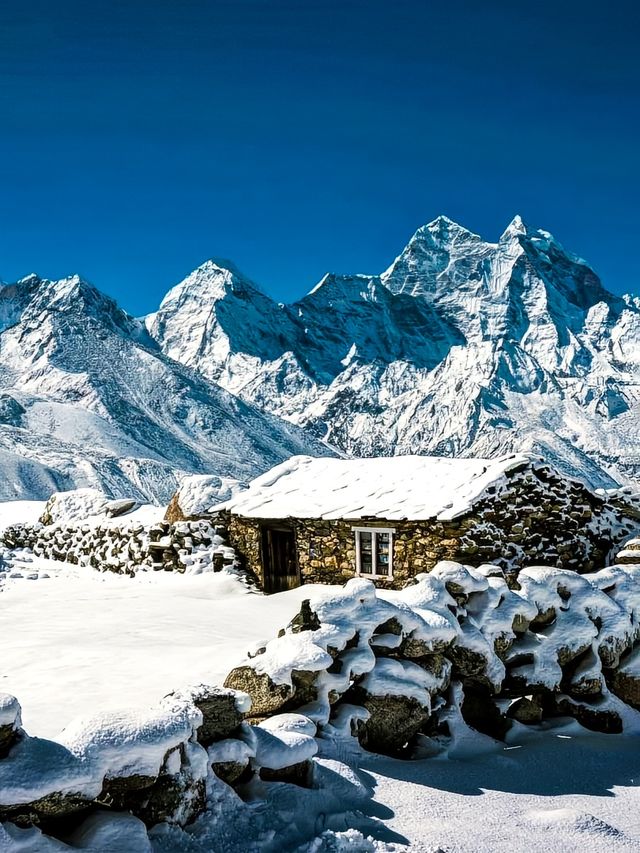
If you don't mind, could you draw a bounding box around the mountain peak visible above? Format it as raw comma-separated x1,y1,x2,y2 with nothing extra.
500,214,528,241
16,273,41,286
158,258,267,311
196,257,247,278
420,215,483,243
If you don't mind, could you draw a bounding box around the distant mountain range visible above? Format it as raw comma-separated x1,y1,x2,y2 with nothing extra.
0,274,329,501
2,215,639,500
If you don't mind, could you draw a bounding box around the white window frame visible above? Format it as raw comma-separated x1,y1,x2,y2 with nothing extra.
352,526,395,579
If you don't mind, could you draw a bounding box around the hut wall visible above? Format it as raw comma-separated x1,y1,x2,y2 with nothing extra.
219,466,637,590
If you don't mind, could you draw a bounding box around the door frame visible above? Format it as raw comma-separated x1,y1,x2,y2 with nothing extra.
260,522,301,594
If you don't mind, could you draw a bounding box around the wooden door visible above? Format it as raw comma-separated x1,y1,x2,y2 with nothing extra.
261,526,299,594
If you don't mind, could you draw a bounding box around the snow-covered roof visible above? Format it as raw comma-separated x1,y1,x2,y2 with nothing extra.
212,454,532,521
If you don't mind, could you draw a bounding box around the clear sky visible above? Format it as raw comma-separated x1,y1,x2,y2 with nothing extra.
0,0,638,315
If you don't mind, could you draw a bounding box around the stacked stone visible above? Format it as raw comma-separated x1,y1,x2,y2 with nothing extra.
0,520,237,576
615,537,640,565
225,562,640,755
0,684,319,841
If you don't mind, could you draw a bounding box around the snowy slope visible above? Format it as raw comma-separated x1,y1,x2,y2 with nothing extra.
0,274,331,501
149,217,640,488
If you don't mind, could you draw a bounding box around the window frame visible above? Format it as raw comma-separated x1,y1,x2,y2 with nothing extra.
352,526,395,579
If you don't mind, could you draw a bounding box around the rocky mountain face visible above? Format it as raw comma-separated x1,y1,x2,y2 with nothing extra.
0,274,330,501
2,215,637,501
148,216,640,490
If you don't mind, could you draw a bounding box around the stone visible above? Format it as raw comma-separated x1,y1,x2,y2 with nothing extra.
0,694,21,758
165,494,187,523
556,641,592,668
375,617,403,636
288,599,321,633
555,697,623,734
356,693,430,756
0,791,93,832
529,606,556,630
212,760,251,786
223,666,319,719
169,685,245,746
0,724,17,757
460,686,510,740
106,499,138,518
412,653,450,687
446,643,490,684
506,695,543,724
259,760,313,787
609,667,640,710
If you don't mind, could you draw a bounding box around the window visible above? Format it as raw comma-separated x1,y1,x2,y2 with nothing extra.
353,527,394,578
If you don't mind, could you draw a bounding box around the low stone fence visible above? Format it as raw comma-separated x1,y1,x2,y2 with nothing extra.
0,520,237,576
0,685,317,842
226,560,640,752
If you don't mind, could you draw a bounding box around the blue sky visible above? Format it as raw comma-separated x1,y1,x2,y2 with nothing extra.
0,0,638,314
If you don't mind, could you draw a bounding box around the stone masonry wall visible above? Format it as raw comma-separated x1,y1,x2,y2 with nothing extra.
218,464,638,590
1,520,236,575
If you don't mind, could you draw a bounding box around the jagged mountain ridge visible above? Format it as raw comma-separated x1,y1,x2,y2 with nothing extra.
0,273,332,501
148,216,640,489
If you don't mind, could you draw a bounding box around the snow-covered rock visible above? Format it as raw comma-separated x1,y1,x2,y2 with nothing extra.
165,474,247,522
39,488,138,526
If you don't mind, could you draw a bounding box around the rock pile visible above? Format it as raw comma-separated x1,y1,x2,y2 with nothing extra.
1,520,236,576
0,684,319,842
226,560,640,754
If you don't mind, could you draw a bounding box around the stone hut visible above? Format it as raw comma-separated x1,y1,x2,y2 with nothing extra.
204,454,638,593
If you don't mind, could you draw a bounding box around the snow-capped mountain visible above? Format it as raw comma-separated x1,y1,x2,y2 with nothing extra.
148,216,640,489
0,274,331,501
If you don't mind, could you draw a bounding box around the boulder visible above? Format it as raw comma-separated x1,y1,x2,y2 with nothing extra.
460,685,510,740
356,693,430,756
0,792,94,832
224,668,292,718
0,694,21,758
506,695,543,725
105,499,138,518
98,745,206,826
609,649,640,709
259,760,313,786
555,696,623,734
164,493,187,523
168,685,249,746
211,760,251,786
446,643,491,683
288,600,321,634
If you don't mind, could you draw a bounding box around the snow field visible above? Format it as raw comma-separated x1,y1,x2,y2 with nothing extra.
3,498,640,850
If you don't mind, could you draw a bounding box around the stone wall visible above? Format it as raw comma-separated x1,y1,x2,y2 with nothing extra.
218,465,638,590
1,520,237,576
0,685,316,842
225,561,640,756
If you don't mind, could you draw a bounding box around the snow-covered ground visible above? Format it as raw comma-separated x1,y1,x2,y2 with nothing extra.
0,558,318,739
3,503,640,851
